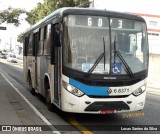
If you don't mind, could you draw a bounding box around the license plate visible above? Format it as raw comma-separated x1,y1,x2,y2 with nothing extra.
100,110,116,114
108,88,130,95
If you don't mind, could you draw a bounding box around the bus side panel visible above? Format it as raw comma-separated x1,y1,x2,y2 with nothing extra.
50,64,55,104
28,56,36,89
36,55,50,97
36,56,41,93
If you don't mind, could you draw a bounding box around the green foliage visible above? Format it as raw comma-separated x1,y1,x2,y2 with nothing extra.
25,0,90,25
17,32,24,43
25,2,44,25
17,0,90,42
0,7,26,26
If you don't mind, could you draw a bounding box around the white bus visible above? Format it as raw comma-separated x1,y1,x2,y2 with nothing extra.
23,7,149,114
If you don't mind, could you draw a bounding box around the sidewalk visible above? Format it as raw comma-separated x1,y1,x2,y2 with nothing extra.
0,70,55,134
0,74,24,126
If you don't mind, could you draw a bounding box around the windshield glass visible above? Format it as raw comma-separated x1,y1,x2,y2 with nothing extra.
63,15,148,75
110,18,148,75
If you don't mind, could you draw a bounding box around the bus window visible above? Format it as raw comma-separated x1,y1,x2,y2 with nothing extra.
37,28,44,55
27,34,33,55
24,36,29,56
44,25,47,40
51,23,60,64
44,24,51,55
33,32,39,56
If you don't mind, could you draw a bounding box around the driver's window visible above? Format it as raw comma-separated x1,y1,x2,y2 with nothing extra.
129,34,137,56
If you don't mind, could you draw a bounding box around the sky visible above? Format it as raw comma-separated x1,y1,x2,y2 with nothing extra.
0,0,43,50
0,0,43,11
93,0,160,15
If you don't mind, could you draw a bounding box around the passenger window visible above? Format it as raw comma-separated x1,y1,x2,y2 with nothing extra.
27,34,33,55
37,28,44,55
24,36,29,56
33,32,39,56
44,25,47,40
44,24,51,55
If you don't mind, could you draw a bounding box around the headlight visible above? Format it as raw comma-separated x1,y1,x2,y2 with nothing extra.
132,85,146,96
62,81,84,97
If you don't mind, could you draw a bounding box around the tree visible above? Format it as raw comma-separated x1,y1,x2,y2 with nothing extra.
17,0,90,43
17,32,24,43
25,0,90,25
0,7,26,26
25,2,44,25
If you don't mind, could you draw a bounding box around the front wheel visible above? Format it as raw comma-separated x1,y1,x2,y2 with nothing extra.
28,76,35,95
46,88,54,111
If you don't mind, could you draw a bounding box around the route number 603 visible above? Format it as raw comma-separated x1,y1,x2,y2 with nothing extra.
88,17,103,27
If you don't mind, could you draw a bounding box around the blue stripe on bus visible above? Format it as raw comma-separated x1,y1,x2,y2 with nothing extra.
69,78,109,96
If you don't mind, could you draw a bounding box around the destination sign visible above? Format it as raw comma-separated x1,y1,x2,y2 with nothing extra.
74,15,134,29
110,18,134,29
75,16,109,27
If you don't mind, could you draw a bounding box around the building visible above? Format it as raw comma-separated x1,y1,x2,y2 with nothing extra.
128,13,160,54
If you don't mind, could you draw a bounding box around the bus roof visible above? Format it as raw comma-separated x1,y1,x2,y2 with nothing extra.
24,7,146,35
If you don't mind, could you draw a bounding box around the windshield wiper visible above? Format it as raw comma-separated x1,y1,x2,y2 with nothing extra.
113,37,134,78
88,52,105,74
103,37,106,71
88,37,106,74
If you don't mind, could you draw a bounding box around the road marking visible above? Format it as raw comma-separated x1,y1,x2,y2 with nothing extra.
68,115,93,134
1,73,61,134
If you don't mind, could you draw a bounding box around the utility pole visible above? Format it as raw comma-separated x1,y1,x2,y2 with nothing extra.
0,26,6,30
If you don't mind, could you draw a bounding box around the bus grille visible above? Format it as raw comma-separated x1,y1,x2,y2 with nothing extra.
84,101,130,111
87,95,129,98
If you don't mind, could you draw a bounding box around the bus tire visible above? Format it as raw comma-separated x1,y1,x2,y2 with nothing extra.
28,75,35,95
46,88,54,111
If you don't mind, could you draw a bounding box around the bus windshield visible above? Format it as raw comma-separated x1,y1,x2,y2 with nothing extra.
63,15,148,75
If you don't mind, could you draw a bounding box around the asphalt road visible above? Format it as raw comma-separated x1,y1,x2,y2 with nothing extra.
0,59,159,134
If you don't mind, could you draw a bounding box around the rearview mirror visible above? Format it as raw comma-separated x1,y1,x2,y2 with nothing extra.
52,23,61,47
54,31,61,47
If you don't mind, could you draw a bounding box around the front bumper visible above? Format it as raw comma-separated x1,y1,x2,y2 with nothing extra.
61,87,146,114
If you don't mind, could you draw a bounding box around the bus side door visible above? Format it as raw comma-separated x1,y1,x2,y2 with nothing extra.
51,23,61,104
33,32,39,90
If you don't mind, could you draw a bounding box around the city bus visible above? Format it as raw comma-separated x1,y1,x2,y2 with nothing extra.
23,7,149,114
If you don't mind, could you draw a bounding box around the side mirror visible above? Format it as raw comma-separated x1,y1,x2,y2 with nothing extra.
52,23,61,47
51,46,58,65
51,24,60,65
54,31,61,47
